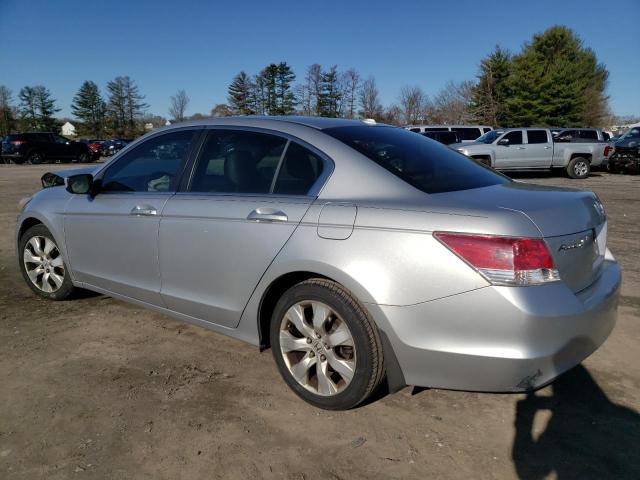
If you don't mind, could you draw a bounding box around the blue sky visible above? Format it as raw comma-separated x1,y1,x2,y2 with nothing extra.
1,0,638,119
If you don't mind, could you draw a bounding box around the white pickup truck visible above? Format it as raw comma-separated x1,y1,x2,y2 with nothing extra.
453,128,613,179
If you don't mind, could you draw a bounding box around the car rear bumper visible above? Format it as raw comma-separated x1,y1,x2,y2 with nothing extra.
370,252,621,392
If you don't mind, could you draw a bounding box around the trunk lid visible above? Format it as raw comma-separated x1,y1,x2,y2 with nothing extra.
429,182,607,292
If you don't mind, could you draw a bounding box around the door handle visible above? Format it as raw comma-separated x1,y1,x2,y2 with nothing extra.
247,208,288,223
130,205,158,216
517,146,526,150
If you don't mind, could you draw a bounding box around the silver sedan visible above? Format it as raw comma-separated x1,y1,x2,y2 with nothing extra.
16,117,621,409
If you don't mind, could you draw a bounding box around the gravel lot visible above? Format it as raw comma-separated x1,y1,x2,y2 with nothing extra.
1,164,638,479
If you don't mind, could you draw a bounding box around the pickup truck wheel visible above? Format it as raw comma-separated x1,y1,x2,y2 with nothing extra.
26,151,44,165
567,157,590,179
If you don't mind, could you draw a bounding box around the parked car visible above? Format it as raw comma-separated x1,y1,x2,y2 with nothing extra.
80,139,104,158
420,130,461,145
405,125,493,143
102,139,130,156
608,126,640,174
454,128,613,179
16,117,620,409
1,132,94,164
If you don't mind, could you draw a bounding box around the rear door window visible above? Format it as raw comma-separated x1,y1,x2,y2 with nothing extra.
324,126,508,194
189,130,287,194
579,130,598,140
452,127,482,141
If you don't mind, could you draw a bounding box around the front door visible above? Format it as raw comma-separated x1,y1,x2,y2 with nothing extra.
64,129,199,305
159,129,326,328
494,130,526,168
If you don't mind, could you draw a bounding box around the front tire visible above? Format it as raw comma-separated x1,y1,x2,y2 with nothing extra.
19,224,76,300
26,151,44,165
567,157,590,179
270,279,385,410
77,152,90,163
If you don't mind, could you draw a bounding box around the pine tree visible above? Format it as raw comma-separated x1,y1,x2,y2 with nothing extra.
471,46,512,126
275,62,296,115
318,66,342,117
505,26,609,127
18,85,59,131
227,71,254,115
259,64,279,115
106,76,148,137
71,81,106,138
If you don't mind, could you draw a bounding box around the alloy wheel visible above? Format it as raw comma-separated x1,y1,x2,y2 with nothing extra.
23,236,65,293
574,161,589,177
279,300,356,396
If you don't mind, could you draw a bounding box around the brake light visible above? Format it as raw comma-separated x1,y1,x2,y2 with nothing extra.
434,232,560,286
10,140,26,145
604,146,613,157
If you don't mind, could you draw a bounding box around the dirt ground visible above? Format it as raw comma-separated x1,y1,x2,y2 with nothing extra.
0,163,638,480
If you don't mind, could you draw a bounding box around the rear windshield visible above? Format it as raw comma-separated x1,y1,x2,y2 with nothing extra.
324,126,509,194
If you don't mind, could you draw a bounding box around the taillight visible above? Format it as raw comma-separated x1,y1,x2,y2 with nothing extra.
604,146,613,157
434,232,560,286
10,140,26,145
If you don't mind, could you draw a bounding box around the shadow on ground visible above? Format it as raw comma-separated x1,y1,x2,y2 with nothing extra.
512,365,640,479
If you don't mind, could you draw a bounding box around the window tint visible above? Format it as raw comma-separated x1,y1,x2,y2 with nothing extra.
558,130,578,140
502,131,523,145
189,130,286,194
603,132,610,141
527,130,548,144
579,130,598,140
483,127,492,133
54,135,68,144
452,127,482,141
324,126,508,194
409,128,421,133
424,127,447,132
273,142,323,195
101,130,195,192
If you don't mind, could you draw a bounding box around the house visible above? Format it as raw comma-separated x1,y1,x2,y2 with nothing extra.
61,121,76,137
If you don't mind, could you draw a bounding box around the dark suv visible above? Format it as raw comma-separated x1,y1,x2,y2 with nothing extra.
1,132,95,164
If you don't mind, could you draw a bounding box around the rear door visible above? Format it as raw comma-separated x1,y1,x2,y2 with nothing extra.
494,130,526,168
158,128,328,328
524,129,553,167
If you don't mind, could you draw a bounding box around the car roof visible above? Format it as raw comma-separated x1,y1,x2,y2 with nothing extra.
160,116,381,131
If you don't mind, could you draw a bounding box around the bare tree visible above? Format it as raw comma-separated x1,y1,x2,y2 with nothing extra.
359,76,382,120
342,68,360,119
398,85,426,125
169,90,190,122
304,64,322,116
426,80,475,124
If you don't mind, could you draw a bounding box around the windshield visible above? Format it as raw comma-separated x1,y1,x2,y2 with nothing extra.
324,126,509,194
618,128,640,141
476,130,503,144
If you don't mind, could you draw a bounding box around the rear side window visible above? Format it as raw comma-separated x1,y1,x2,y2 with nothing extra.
483,127,492,133
424,127,447,132
452,127,481,141
189,130,286,194
579,130,598,140
324,126,508,194
527,130,549,144
409,128,421,133
273,142,323,195
101,130,196,192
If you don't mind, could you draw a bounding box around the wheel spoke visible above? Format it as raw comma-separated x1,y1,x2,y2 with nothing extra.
27,266,44,283
327,323,354,348
280,330,312,353
23,250,42,265
41,272,53,292
317,360,339,395
49,271,64,288
50,256,64,267
43,238,55,255
285,304,314,338
289,353,316,385
28,237,44,256
311,301,330,333
326,350,355,382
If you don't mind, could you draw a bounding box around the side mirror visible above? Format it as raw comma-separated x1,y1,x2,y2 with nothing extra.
66,173,94,195
497,138,510,146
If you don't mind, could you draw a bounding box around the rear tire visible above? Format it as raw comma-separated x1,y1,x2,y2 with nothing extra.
270,279,385,410
26,151,44,165
567,157,590,179
19,224,76,300
77,152,90,163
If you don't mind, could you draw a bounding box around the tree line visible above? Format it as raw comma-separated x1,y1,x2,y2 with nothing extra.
0,26,617,139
